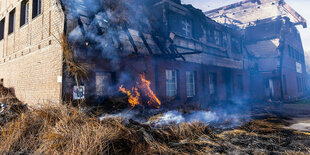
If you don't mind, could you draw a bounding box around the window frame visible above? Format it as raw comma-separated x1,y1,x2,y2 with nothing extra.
8,9,16,35
209,72,217,96
186,71,196,98
20,0,30,27
297,77,302,92
181,18,192,38
95,72,112,96
166,69,178,98
206,28,215,44
0,18,5,40
231,36,242,53
32,0,42,19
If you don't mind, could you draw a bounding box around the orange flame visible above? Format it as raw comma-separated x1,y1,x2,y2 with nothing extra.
137,74,161,108
119,73,161,108
119,85,141,107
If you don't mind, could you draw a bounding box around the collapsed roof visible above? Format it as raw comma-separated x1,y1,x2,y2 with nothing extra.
205,0,307,28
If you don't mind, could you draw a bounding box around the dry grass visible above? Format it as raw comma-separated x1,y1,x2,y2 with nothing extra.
1,104,310,154
0,84,310,154
0,104,219,155
60,34,89,83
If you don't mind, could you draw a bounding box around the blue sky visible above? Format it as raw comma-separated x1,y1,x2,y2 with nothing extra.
182,0,310,53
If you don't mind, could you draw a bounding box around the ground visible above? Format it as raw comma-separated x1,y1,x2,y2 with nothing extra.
0,87,310,154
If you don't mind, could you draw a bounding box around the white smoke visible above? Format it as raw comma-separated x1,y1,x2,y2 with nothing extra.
99,109,249,128
154,111,185,125
99,110,139,121
154,110,218,126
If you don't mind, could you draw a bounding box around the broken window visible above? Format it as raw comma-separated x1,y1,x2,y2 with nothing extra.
8,9,15,34
181,19,192,37
166,70,178,97
32,0,42,19
209,72,217,95
186,71,195,98
20,0,29,27
231,37,241,53
95,72,112,96
206,28,215,43
268,79,275,98
0,18,4,40
214,30,224,46
222,33,228,48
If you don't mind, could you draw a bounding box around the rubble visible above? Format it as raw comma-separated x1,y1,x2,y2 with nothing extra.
0,84,28,126
0,102,6,114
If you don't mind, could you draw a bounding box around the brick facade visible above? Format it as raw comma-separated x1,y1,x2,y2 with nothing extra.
0,0,65,106
0,0,307,107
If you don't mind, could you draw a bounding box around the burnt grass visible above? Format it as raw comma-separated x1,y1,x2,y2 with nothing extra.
0,90,310,154
1,106,309,154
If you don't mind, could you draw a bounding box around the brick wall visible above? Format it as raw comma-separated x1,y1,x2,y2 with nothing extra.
0,0,65,106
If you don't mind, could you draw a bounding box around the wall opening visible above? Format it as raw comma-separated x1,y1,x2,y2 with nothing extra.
0,18,5,40
95,72,112,97
20,0,29,27
186,71,196,98
32,0,42,19
166,69,178,98
8,9,15,34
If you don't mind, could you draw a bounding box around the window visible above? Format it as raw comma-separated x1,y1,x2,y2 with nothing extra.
214,30,221,45
222,33,228,48
297,77,302,92
231,37,241,53
302,78,307,92
8,9,15,34
288,45,292,57
209,73,217,95
186,71,195,97
95,72,112,96
181,19,192,37
0,18,4,40
20,0,29,27
32,0,42,19
166,70,178,97
296,62,302,73
206,28,215,43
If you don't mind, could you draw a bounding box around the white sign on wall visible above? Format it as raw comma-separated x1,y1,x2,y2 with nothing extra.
57,76,62,83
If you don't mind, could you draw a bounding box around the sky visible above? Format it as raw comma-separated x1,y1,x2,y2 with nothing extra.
181,0,310,53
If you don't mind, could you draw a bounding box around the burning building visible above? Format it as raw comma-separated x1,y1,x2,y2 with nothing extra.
0,0,307,107
206,0,309,101
63,0,252,108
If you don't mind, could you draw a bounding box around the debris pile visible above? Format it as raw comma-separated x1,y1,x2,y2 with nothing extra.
0,84,27,126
